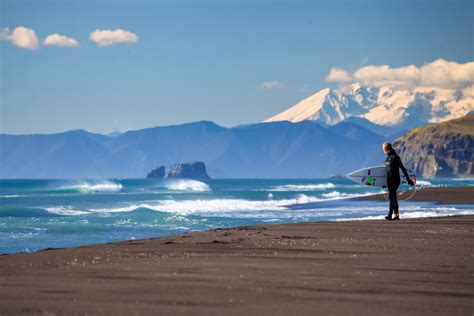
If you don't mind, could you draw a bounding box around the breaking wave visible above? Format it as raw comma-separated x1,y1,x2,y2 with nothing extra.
38,200,474,223
42,206,90,216
44,191,380,217
268,183,336,191
86,194,320,216
163,179,211,192
55,181,123,193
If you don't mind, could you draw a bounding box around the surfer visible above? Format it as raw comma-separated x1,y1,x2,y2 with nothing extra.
383,142,414,221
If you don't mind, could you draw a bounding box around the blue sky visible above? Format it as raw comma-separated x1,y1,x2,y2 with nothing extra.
1,0,472,134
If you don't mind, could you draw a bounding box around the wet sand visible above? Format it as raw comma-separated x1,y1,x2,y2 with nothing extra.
1,211,473,315
357,186,474,205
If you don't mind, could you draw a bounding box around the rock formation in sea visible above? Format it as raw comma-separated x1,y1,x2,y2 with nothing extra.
167,162,210,179
146,166,165,179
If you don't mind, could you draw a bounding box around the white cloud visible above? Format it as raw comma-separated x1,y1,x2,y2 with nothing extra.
0,26,39,50
326,68,351,83
89,29,138,47
259,80,285,89
326,59,474,89
43,33,79,47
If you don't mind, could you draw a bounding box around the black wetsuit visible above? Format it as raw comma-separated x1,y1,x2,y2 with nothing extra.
384,150,411,217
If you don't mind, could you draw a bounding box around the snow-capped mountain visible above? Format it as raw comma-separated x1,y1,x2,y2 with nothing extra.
265,83,473,130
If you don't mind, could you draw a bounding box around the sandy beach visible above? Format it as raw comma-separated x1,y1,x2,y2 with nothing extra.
0,187,473,315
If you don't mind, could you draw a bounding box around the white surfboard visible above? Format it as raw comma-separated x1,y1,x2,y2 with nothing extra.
346,165,416,188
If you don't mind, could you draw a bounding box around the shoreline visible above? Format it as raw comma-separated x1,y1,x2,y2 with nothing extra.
3,186,473,256
1,214,473,315
355,186,474,205
286,186,474,212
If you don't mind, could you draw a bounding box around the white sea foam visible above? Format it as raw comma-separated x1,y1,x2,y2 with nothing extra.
0,194,26,198
43,206,90,216
336,208,474,221
321,190,382,199
269,183,336,191
164,179,210,192
89,204,152,213
82,191,385,217
263,218,281,222
87,194,322,215
40,196,474,222
415,180,432,186
85,191,383,217
58,181,123,193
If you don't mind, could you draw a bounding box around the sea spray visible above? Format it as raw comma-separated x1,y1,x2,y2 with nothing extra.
55,180,123,193
163,179,211,192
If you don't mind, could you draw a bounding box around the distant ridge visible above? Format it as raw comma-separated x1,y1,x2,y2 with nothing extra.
0,120,386,178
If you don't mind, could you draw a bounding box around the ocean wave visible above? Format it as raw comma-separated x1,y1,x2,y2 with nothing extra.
86,191,383,217
56,181,123,193
415,180,432,186
163,179,210,192
268,183,336,191
50,189,383,217
42,206,90,216
321,190,382,199
87,194,322,216
0,206,59,217
36,200,473,221
0,194,26,198
335,208,474,221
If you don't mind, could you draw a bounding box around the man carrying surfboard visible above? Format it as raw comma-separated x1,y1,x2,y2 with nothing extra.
383,142,414,221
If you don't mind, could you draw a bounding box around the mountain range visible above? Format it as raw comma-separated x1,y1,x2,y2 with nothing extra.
0,120,388,178
1,83,472,179
265,83,473,131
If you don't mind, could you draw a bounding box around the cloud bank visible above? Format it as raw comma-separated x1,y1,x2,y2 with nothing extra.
326,68,351,83
326,59,474,89
89,29,138,47
0,26,39,50
259,80,285,89
43,34,79,47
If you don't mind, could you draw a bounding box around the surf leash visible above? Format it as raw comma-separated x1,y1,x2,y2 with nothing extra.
382,176,418,202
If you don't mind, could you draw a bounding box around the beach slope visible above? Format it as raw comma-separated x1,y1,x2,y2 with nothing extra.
1,215,473,315
358,186,474,204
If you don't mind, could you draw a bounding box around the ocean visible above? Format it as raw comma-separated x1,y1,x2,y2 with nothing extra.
1,178,473,254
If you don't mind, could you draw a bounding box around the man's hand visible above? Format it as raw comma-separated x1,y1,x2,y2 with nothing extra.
407,179,415,186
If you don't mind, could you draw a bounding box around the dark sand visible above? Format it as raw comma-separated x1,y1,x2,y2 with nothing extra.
1,188,473,315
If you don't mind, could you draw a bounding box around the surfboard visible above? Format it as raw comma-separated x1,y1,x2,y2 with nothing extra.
346,166,416,188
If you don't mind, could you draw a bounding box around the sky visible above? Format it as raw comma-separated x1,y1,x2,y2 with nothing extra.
0,0,472,134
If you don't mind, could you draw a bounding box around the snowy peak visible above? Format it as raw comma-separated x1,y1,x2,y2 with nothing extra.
265,87,366,125
264,88,331,123
264,83,473,130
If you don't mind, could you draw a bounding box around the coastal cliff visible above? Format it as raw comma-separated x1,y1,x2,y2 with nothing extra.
393,114,473,178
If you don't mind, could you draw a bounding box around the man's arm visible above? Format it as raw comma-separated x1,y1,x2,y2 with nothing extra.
398,156,414,185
